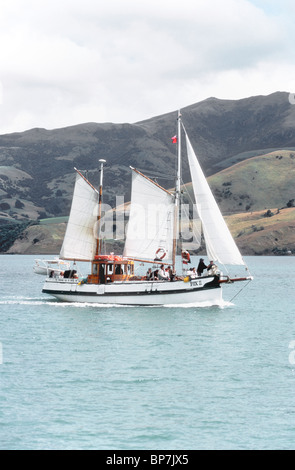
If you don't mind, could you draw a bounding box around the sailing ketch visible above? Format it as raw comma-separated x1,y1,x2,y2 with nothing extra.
41,112,252,305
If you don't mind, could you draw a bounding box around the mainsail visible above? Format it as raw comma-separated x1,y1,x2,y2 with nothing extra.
59,120,244,268
185,129,245,266
60,173,99,261
123,169,175,263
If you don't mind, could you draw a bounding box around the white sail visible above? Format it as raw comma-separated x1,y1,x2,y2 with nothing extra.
123,170,175,263
185,131,245,266
60,173,99,261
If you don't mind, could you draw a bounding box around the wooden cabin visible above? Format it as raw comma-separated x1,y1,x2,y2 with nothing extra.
87,255,135,284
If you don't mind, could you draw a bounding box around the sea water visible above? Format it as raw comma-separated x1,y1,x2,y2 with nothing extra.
0,254,295,450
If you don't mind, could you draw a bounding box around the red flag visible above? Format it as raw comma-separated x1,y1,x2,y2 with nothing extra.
171,135,177,143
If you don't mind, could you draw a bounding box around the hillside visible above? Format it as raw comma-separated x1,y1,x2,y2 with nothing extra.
226,207,295,256
180,149,295,215
8,204,295,257
1,91,295,224
7,219,67,255
2,91,295,254
208,150,295,214
7,148,295,256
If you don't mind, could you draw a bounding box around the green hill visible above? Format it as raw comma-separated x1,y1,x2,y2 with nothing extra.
1,91,295,225
208,150,295,214
7,149,295,256
3,91,295,255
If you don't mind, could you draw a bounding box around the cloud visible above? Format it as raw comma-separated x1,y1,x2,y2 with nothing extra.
0,0,295,133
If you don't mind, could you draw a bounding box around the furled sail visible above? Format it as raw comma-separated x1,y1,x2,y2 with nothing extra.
123,169,175,263
60,173,99,261
185,130,245,266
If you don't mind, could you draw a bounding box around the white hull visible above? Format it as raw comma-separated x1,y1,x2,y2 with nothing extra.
34,266,51,275
42,276,223,306
38,118,252,308
33,259,70,276
34,266,66,276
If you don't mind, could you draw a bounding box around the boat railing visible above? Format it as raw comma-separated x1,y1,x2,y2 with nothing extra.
46,276,80,283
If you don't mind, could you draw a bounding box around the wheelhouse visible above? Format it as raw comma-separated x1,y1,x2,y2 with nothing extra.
87,255,135,284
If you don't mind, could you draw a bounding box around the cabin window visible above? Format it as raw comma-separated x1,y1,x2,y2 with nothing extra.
115,264,123,274
124,264,131,275
107,264,113,274
93,263,98,275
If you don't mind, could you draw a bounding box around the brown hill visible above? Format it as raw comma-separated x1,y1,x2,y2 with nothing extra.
226,207,295,255
1,91,295,225
8,150,295,256
3,91,295,254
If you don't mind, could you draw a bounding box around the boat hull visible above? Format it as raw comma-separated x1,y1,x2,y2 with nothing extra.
42,276,223,306
33,258,70,276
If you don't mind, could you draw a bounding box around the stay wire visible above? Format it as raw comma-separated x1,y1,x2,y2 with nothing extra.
229,279,252,303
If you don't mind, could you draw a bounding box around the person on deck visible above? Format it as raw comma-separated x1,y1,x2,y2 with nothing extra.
197,258,207,276
146,268,153,280
190,267,197,279
159,264,169,280
207,260,217,275
165,267,171,280
152,269,159,280
167,266,175,281
187,267,197,279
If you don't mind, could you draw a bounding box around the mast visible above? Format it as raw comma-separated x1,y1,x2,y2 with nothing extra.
96,159,106,256
172,110,182,272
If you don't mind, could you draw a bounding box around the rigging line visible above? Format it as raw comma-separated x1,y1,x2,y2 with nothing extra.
229,279,252,303
130,167,173,195
135,214,173,254
74,168,99,193
179,177,203,244
180,178,195,206
135,168,175,180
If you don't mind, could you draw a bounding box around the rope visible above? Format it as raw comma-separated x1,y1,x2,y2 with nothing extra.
229,279,252,303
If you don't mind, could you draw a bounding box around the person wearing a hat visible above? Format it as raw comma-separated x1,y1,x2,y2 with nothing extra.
207,260,217,275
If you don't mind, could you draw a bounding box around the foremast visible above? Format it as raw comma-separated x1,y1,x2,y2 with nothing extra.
96,159,106,257
172,110,182,272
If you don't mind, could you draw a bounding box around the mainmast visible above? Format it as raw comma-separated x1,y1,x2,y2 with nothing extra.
96,159,106,256
172,110,182,272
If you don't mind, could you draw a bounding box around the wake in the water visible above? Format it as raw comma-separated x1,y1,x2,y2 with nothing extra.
0,296,234,309
0,297,135,308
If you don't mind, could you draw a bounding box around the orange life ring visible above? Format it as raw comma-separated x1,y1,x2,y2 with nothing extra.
155,248,167,260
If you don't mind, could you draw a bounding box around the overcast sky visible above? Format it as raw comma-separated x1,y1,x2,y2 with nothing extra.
0,0,295,134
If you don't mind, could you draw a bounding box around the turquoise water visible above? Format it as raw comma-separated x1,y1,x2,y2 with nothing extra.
0,255,295,450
